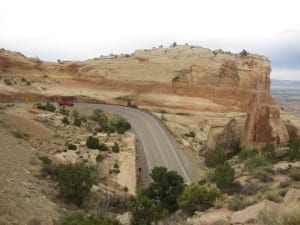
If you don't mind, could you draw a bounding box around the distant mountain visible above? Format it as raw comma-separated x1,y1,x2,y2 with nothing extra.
271,79,300,89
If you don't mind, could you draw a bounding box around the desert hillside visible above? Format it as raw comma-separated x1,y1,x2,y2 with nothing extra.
1,46,300,225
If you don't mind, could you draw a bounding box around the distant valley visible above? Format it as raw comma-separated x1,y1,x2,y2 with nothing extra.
271,79,300,117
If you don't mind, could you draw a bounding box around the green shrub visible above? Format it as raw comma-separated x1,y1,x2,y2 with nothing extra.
68,144,77,151
240,49,248,56
62,116,69,125
12,130,29,139
245,154,270,170
113,163,119,169
60,107,69,116
111,117,131,134
37,102,56,112
238,147,259,160
59,212,121,225
252,168,273,182
112,142,120,153
261,143,276,162
58,163,95,206
204,147,226,168
287,139,300,161
39,155,52,165
90,109,108,128
288,168,300,181
184,131,195,138
4,79,12,85
227,196,245,211
86,136,100,149
96,154,104,162
177,185,221,216
99,143,108,151
205,169,216,182
130,195,168,225
264,191,282,203
41,163,61,178
74,117,81,127
214,163,235,191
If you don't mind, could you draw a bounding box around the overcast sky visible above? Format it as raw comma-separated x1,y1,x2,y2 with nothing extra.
0,0,299,80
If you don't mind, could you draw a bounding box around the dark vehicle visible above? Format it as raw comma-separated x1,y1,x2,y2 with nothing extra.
58,97,75,106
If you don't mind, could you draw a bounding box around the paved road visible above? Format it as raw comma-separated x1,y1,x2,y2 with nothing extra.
80,104,199,184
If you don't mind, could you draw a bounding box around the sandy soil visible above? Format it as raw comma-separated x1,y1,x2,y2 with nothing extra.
0,107,60,225
0,104,137,224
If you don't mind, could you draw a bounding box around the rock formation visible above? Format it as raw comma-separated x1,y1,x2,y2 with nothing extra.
0,45,293,146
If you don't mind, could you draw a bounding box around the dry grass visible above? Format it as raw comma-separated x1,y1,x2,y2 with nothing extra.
259,204,300,225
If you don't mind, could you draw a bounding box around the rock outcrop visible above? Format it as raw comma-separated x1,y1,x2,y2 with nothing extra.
0,45,292,146
231,200,283,224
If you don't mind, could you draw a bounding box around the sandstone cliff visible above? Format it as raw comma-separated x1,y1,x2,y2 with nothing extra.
0,46,293,147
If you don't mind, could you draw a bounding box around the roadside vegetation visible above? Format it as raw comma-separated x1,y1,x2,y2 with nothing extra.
198,140,300,223
37,102,56,112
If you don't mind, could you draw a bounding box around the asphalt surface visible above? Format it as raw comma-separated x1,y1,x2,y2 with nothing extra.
80,104,199,184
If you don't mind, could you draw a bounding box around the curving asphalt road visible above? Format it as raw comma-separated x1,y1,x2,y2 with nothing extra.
79,104,199,184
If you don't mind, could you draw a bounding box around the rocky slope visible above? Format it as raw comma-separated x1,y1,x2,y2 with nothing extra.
0,46,296,148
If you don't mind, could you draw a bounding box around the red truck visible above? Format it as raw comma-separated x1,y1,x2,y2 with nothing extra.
58,97,75,106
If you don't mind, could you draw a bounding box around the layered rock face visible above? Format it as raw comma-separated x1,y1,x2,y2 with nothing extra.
0,46,291,146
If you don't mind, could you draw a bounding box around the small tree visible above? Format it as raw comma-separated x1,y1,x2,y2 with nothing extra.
112,117,131,134
86,136,100,149
143,167,185,213
177,185,221,216
68,144,77,151
214,163,235,191
62,117,69,125
240,49,248,56
58,163,95,206
130,196,168,225
204,147,226,168
112,142,120,153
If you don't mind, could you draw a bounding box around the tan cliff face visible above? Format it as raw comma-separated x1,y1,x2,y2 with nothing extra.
0,46,292,147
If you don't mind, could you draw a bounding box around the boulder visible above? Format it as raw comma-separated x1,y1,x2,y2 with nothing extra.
231,200,283,224
187,210,231,225
116,212,131,225
284,188,300,203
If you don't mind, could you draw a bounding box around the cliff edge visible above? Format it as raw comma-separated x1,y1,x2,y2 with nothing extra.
0,45,293,147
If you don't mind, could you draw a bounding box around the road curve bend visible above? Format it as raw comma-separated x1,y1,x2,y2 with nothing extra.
80,104,199,184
